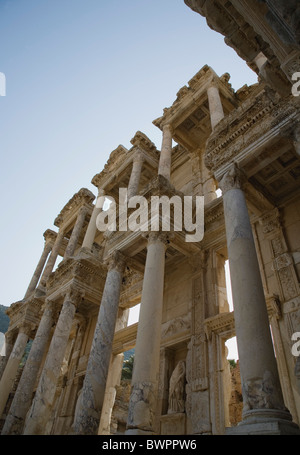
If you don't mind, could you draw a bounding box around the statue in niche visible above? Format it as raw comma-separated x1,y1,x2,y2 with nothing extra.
167,360,186,414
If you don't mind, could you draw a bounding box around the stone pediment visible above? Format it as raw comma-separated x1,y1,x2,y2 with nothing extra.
91,145,129,189
54,188,95,228
130,131,158,157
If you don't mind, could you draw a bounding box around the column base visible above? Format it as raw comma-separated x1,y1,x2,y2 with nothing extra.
226,409,300,435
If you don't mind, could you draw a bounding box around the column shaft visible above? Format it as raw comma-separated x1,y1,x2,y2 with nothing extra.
219,164,289,424
82,189,105,250
158,124,173,181
24,242,52,298
64,206,88,259
39,231,64,288
127,152,144,200
2,300,56,434
23,289,83,435
126,233,167,434
98,308,129,434
73,252,125,435
0,334,15,380
0,329,29,417
207,85,224,130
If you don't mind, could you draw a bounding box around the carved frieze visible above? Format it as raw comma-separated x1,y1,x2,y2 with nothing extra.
161,314,191,342
205,88,300,174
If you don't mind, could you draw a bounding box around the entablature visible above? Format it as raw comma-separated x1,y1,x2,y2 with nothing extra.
91,131,160,201
205,87,300,205
153,65,238,152
54,188,95,230
46,252,106,307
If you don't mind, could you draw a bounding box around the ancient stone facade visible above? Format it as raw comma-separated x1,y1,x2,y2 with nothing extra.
1,0,300,435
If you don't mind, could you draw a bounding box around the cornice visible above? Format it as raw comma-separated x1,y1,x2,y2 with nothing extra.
54,188,95,227
205,88,300,176
153,65,236,130
91,145,129,189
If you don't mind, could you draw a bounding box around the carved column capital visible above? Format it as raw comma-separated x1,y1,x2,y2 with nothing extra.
65,287,85,309
143,231,173,248
218,163,246,194
106,250,126,274
5,331,15,345
19,322,35,337
162,123,173,135
43,229,57,248
43,297,61,320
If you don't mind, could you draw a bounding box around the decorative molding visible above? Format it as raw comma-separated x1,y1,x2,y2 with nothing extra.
54,188,95,228
205,89,300,174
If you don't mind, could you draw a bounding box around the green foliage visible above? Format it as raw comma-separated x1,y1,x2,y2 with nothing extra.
123,348,134,361
0,305,9,333
228,359,237,368
121,354,134,380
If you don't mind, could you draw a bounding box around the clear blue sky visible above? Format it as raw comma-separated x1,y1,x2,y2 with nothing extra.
0,0,258,307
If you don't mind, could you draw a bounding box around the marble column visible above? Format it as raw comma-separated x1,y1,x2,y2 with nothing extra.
98,308,129,434
0,332,15,380
23,288,84,435
2,299,57,435
127,151,145,200
207,84,224,130
158,124,173,181
24,234,54,299
126,232,168,434
0,325,31,418
82,188,105,250
38,230,65,289
64,206,88,259
73,251,126,435
219,164,294,430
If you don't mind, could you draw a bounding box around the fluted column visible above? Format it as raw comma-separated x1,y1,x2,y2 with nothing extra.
127,151,145,200
64,206,88,259
73,251,126,435
24,233,55,299
2,299,57,434
158,124,173,181
126,232,168,435
38,230,65,289
23,288,84,435
82,188,105,250
207,84,224,130
219,164,292,428
0,325,31,417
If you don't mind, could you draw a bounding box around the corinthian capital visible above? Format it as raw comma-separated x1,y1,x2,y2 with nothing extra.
218,163,246,195
143,231,173,247
65,287,85,309
106,250,126,274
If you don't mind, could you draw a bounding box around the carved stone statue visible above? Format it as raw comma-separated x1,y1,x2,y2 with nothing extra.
167,360,186,414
